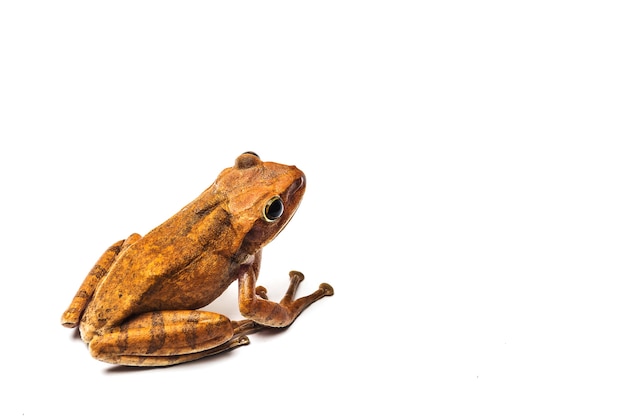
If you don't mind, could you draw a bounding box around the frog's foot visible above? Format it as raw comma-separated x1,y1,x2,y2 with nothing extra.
89,311,252,367
239,269,333,328
123,335,251,367
111,335,251,367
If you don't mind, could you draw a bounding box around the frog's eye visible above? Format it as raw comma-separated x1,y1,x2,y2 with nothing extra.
263,196,284,222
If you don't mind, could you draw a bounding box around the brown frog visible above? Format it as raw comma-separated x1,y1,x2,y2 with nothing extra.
61,152,333,366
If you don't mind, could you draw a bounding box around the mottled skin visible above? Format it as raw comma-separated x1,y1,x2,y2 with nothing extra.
61,152,333,366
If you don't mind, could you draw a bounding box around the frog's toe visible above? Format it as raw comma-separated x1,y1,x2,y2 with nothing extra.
233,335,250,347
288,270,305,283
255,286,268,300
319,283,334,296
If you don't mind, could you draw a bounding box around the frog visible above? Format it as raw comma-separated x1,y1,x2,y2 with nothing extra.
61,152,333,366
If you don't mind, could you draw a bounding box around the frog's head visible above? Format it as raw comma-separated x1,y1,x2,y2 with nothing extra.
215,152,306,255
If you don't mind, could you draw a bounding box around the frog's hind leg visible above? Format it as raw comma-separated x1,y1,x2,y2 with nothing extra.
61,234,141,328
88,311,258,367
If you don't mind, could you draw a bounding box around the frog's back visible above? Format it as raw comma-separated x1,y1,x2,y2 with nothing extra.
80,189,242,340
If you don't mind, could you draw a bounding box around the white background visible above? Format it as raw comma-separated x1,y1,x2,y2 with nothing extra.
2,1,625,416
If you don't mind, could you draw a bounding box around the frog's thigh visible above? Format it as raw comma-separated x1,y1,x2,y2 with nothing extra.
89,310,244,366
61,233,141,328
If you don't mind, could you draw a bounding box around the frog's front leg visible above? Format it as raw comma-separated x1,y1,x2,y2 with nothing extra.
89,311,258,366
61,233,141,328
238,255,334,327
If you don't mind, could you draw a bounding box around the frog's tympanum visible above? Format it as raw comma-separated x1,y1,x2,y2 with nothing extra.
61,152,333,366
